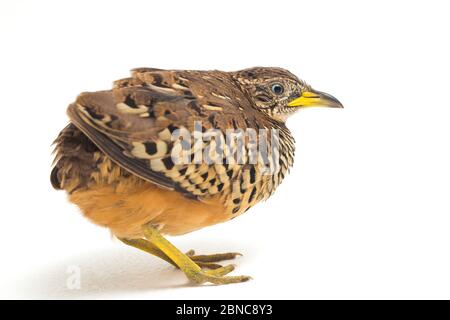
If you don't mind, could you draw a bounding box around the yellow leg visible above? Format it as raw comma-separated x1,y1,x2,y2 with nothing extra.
120,238,236,270
120,238,177,267
142,223,251,285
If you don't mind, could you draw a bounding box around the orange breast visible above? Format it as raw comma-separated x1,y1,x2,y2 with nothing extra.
69,177,231,238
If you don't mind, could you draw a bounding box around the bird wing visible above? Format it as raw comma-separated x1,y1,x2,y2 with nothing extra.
67,68,265,199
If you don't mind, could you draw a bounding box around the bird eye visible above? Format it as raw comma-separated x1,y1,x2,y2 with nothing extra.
271,83,284,95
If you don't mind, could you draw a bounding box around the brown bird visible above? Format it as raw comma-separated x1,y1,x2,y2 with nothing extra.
51,67,343,285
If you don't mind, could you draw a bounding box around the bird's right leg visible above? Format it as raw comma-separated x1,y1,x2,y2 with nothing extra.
120,238,177,267
141,223,251,285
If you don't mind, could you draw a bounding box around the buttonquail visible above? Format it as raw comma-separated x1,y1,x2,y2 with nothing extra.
51,67,343,285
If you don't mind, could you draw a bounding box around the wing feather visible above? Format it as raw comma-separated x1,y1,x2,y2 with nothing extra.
67,69,265,199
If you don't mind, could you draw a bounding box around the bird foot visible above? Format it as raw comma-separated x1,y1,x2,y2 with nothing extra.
181,250,250,284
137,224,251,285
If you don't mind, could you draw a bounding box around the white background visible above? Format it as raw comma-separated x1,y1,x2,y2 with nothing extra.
1,0,449,299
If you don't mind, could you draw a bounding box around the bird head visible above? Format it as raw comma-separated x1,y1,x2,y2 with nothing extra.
232,67,343,122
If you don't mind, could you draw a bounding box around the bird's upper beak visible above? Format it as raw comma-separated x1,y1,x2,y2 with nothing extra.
287,89,344,109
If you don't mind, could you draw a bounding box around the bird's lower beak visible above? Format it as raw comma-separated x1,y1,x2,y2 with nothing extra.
287,90,344,108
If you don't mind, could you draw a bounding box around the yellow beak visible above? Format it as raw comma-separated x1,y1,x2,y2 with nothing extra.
287,90,344,108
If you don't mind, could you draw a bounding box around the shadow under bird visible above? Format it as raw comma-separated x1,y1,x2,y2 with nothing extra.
51,67,343,285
